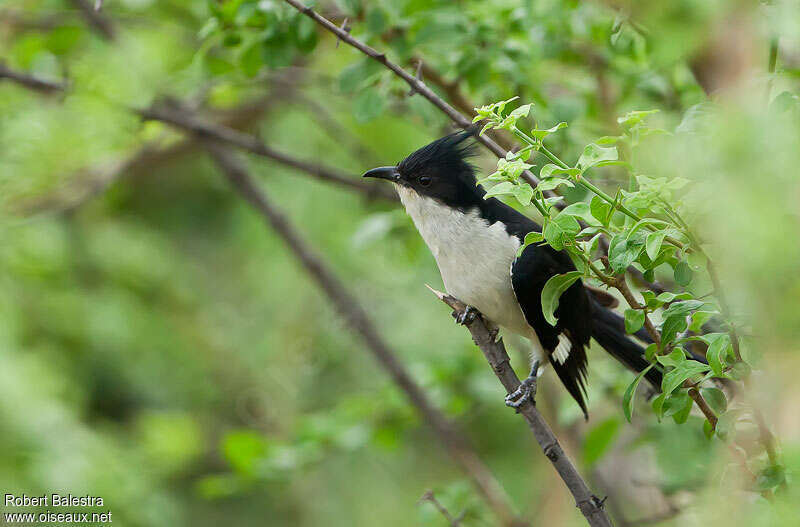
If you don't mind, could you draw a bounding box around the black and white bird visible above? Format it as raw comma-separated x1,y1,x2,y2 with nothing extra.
363,130,660,418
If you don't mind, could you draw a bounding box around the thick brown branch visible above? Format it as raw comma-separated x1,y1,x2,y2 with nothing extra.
0,62,67,94
138,103,396,202
429,288,614,527
204,144,524,527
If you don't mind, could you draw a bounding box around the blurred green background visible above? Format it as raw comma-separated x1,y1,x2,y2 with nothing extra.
1,1,799,526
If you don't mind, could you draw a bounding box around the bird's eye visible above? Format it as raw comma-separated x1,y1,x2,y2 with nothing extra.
419,176,432,187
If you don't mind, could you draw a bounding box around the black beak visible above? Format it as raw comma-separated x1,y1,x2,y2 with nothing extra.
362,166,399,182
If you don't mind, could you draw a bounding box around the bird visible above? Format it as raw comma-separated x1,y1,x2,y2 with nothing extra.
363,130,660,418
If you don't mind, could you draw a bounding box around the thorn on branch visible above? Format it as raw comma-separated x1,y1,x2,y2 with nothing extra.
336,17,350,48
419,490,463,527
408,59,423,96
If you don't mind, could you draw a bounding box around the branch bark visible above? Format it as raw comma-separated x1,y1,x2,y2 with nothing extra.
427,288,613,527
203,143,525,527
138,103,397,202
0,62,67,94
68,0,115,40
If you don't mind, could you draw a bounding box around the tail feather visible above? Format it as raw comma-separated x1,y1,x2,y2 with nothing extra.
549,338,589,419
591,303,663,389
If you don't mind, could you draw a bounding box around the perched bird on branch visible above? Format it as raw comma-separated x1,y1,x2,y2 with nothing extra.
364,130,660,418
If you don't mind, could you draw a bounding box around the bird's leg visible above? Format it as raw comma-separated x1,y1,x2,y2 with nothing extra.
452,305,477,326
505,360,539,409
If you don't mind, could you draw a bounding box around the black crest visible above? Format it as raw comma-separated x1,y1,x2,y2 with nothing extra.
397,129,478,183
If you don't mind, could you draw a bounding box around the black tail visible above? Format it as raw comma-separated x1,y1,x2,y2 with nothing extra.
590,301,663,390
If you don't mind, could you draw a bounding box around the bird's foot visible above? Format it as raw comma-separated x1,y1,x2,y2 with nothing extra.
452,305,477,326
505,361,539,409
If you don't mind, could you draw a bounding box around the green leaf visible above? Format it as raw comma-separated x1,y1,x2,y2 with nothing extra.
590,195,612,225
756,465,787,491
617,109,659,128
353,88,386,123
671,394,694,424
497,103,533,130
662,390,691,418
702,333,732,376
483,181,516,198
542,213,580,251
703,419,715,439
239,42,263,77
540,164,581,179
517,231,544,256
223,431,266,477
645,231,667,260
660,315,687,346
656,348,686,367
577,144,618,171
541,271,583,326
701,387,727,414
651,393,666,422
596,135,623,145
715,410,741,442
656,292,693,304
661,360,710,395
689,311,716,332
339,59,382,93
531,121,568,140
644,343,658,361
624,309,645,334
582,417,621,465
662,300,705,318
727,361,751,381
293,15,318,52
559,202,595,223
536,177,574,191
607,234,644,274
622,364,654,422
673,261,693,286
512,183,534,205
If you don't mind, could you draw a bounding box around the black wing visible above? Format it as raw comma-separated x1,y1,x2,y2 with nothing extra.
510,242,594,418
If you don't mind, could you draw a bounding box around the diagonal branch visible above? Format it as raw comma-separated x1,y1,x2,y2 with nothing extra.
0,62,67,94
203,142,525,527
138,103,396,202
428,288,614,527
18,95,282,216
282,0,543,190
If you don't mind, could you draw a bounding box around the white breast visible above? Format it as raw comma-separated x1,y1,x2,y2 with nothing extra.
396,185,537,341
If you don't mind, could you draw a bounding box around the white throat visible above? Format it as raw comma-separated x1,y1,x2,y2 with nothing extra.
394,184,535,341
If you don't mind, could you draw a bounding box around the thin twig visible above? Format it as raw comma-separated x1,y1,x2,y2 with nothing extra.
138,103,397,202
68,0,115,40
282,0,544,190
589,267,718,428
419,490,463,527
204,144,525,527
19,95,281,215
0,62,67,94
428,287,614,527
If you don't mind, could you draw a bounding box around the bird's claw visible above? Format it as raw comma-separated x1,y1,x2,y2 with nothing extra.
505,361,539,409
452,305,477,326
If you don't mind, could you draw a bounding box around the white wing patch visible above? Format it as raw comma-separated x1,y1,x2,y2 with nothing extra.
552,333,571,364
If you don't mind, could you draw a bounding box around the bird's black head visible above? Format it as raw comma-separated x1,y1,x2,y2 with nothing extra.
362,130,485,209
